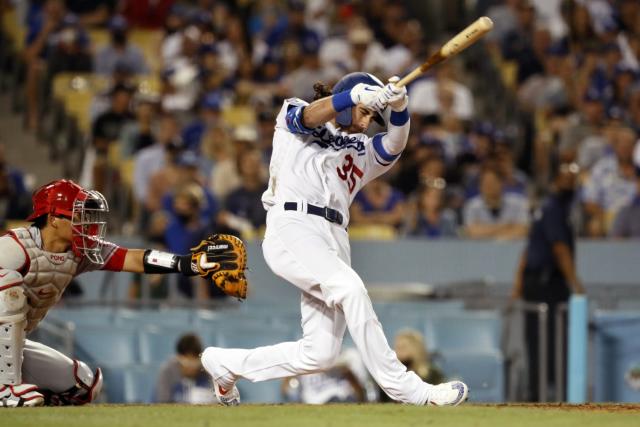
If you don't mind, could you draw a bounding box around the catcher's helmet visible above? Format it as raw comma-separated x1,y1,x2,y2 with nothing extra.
28,179,109,264
332,72,385,127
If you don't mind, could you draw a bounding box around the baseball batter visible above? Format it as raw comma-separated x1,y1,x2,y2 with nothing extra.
201,72,469,406
0,179,246,407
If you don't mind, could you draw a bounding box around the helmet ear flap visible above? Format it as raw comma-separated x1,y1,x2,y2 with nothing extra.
336,108,352,127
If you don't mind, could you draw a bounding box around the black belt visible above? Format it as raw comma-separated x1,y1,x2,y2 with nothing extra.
284,202,344,226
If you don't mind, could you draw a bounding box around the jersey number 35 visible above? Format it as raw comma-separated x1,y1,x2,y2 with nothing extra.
336,154,363,194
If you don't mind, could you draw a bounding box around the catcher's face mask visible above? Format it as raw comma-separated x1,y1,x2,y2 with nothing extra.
71,190,109,265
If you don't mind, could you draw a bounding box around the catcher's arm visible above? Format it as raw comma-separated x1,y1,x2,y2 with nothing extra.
120,234,248,300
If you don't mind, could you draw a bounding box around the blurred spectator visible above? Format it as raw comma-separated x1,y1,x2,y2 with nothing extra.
79,82,135,191
0,144,28,196
281,37,329,100
408,61,474,122
463,167,529,239
23,0,88,131
379,329,444,402
119,96,159,158
65,0,114,27
495,142,529,195
350,179,405,229
319,18,386,78
0,168,31,230
486,0,520,44
94,15,149,76
91,83,136,153
133,112,182,210
161,182,215,298
501,1,546,85
120,0,175,29
611,143,640,238
407,185,458,238
220,149,267,235
582,126,638,237
264,0,320,69
181,91,222,152
155,333,216,404
512,161,584,402
160,151,218,223
199,125,240,200
282,348,374,404
558,89,606,163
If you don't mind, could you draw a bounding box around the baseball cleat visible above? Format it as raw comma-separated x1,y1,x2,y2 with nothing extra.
0,384,45,407
426,381,469,406
213,383,240,407
201,347,240,406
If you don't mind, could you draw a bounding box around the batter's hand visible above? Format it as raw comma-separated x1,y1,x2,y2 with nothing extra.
376,76,408,112
349,83,382,111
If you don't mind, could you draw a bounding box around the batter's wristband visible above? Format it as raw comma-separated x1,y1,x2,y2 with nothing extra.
332,91,354,112
389,108,409,126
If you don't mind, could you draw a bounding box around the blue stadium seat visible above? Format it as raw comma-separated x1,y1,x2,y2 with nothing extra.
439,351,505,402
47,308,115,326
238,380,284,404
73,326,139,365
99,365,125,403
430,311,502,352
139,326,199,364
123,364,161,403
114,308,194,327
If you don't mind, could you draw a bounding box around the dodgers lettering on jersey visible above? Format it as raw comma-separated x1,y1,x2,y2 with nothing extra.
261,98,400,225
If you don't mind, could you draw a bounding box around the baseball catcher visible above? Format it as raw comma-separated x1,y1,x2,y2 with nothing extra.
0,179,247,407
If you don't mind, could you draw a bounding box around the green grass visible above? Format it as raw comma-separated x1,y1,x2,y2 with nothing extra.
3,404,639,427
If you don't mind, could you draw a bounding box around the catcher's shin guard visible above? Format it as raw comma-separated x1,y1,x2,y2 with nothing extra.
44,360,103,406
0,270,28,385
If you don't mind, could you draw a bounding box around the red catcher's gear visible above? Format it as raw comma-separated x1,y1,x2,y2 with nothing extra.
27,180,109,265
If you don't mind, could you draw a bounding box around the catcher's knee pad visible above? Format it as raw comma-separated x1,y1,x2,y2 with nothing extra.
45,360,103,406
0,270,27,385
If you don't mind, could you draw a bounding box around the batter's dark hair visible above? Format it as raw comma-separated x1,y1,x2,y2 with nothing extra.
176,333,203,356
313,81,333,100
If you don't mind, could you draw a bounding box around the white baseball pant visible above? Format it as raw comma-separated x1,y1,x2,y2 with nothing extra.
205,204,431,405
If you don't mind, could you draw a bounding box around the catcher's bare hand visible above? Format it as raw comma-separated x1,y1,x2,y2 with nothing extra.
189,234,248,300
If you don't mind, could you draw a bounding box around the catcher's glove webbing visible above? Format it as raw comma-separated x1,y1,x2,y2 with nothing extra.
188,234,248,300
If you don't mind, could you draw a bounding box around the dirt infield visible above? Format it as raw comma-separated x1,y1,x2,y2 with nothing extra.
492,403,640,412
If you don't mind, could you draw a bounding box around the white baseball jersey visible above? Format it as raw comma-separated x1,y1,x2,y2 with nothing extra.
261,98,401,225
0,227,123,332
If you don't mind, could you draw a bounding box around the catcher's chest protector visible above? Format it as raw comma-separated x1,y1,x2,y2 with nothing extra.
10,228,79,332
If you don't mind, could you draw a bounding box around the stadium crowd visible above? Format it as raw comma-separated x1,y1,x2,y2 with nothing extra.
1,0,640,244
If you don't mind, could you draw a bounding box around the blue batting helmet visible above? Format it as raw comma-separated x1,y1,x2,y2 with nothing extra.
332,72,385,127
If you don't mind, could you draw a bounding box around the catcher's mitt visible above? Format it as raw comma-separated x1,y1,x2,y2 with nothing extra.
189,234,248,300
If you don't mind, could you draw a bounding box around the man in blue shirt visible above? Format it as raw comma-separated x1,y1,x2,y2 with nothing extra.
512,162,585,401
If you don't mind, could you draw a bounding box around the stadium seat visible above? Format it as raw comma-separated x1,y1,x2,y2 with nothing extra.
238,380,284,404
99,364,125,403
47,308,115,326
439,351,505,402
114,308,194,327
123,364,162,403
348,224,397,240
430,311,502,352
73,326,139,365
139,326,198,364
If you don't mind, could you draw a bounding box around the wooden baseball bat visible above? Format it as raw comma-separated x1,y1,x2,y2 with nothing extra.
396,16,494,87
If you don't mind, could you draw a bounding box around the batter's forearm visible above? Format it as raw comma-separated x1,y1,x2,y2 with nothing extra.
381,109,410,155
302,96,341,129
